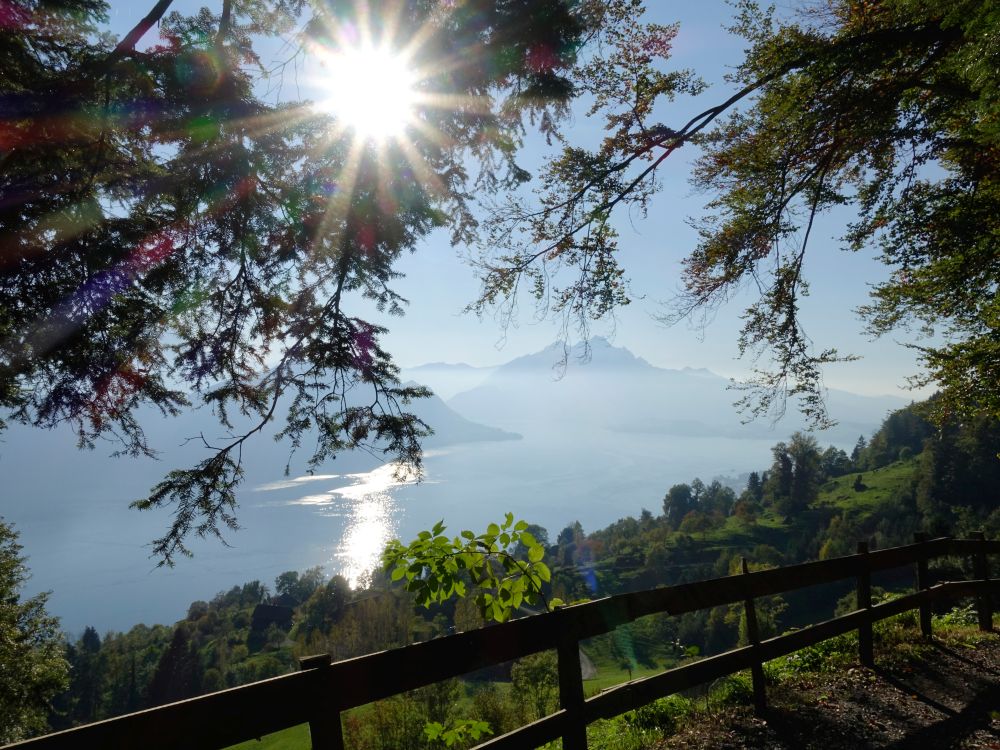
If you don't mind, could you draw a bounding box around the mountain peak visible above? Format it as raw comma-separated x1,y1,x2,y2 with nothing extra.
489,337,655,376
571,337,651,368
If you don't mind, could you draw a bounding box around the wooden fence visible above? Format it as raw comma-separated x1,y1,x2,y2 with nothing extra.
8,534,998,750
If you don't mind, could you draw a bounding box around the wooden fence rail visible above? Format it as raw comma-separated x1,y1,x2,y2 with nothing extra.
7,535,998,750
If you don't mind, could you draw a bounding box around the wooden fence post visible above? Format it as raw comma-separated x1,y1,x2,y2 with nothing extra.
856,541,874,668
299,654,344,750
972,530,993,632
557,632,587,750
741,558,767,714
913,532,932,638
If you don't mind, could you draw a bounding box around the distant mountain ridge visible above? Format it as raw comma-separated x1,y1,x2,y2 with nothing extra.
401,384,520,446
491,337,656,372
427,338,906,444
407,362,484,371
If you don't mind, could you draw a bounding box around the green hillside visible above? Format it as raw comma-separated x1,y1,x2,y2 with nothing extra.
820,459,919,514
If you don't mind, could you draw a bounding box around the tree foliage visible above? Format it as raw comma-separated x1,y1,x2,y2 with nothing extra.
766,432,822,518
510,650,559,721
0,520,68,743
473,0,1000,427
147,624,201,707
662,483,694,530
274,566,325,605
298,574,351,636
49,567,344,731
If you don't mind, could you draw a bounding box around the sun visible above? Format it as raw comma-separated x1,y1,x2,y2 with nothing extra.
315,44,419,142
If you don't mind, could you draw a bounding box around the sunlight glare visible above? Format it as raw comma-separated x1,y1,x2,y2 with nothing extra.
338,492,394,587
316,45,418,141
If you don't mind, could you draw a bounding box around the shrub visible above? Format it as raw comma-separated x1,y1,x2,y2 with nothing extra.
343,695,426,750
620,694,692,733
470,684,518,737
773,633,856,675
711,672,754,705
933,602,978,627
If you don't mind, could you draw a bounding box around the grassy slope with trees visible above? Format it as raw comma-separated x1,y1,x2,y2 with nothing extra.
35,398,1000,749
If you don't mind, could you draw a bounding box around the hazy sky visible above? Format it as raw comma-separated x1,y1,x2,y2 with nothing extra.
105,1,931,398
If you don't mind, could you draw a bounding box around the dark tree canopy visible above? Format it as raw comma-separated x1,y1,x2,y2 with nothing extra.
0,0,650,561
473,0,1000,428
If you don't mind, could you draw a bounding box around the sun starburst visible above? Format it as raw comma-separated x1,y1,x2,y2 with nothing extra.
314,43,420,142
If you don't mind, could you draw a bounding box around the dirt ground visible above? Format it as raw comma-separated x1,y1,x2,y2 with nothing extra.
656,631,1000,749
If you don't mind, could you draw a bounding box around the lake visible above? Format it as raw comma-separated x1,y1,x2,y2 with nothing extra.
5,418,787,634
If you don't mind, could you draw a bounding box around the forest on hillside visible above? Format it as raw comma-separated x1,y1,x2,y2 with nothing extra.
33,399,1000,748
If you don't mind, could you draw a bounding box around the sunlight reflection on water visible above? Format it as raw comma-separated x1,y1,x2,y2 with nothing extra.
282,462,426,586
335,491,395,587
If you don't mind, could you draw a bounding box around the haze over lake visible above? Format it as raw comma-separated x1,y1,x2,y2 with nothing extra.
4,339,905,634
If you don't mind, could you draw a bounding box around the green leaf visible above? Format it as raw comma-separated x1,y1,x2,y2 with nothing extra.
468,720,492,740
487,523,500,536
424,721,444,741
528,544,544,563
536,562,551,582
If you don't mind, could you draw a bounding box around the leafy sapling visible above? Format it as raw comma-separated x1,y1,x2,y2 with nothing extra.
424,719,493,747
382,514,563,624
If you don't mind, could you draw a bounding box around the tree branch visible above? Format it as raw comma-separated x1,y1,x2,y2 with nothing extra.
107,0,176,66
215,0,233,54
